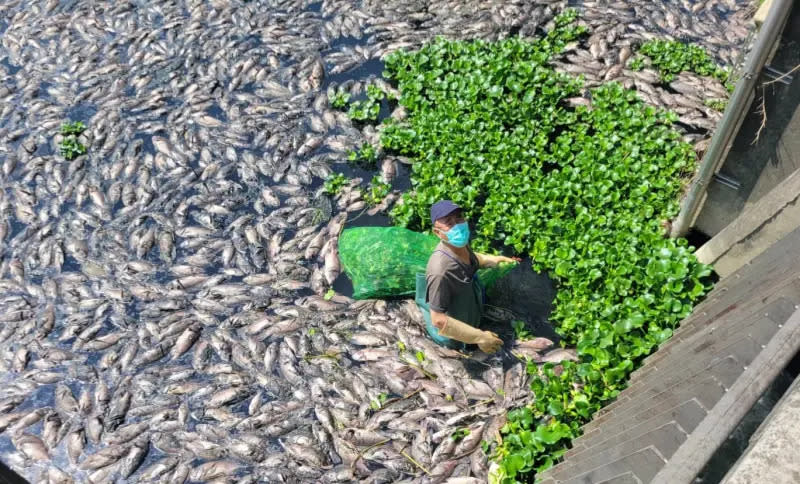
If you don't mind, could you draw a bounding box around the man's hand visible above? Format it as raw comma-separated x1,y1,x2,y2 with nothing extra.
478,253,521,268
494,255,521,265
476,330,503,353
439,316,504,353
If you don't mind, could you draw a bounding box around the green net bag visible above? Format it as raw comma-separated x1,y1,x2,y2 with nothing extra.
338,226,515,300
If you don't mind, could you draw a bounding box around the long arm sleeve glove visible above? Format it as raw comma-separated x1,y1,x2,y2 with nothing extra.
438,317,503,353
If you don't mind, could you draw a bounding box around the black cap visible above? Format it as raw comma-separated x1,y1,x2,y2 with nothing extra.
430,200,461,225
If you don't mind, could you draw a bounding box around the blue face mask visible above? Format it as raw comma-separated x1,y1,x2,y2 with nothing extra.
444,222,470,248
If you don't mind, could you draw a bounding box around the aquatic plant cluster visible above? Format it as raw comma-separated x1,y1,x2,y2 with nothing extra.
632,39,731,84
57,121,88,161
378,11,716,482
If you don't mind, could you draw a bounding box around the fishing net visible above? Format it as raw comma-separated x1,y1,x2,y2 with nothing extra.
338,226,515,300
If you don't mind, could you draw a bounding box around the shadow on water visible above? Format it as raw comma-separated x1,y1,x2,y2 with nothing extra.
7,217,27,243
34,139,54,157
306,1,322,13
686,227,711,250
483,258,560,343
206,103,228,122
0,459,26,484
60,253,82,274
66,103,98,124
132,131,158,156
0,56,21,76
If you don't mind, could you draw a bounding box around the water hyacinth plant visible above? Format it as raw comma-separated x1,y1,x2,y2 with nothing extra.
362,175,391,207
322,172,349,195
58,120,87,160
375,9,715,482
634,38,730,84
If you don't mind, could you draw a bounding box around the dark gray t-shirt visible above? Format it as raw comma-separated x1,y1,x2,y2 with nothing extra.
425,242,482,327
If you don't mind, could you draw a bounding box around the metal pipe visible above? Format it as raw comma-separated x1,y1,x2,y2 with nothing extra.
670,0,794,237
764,65,794,84
712,172,742,190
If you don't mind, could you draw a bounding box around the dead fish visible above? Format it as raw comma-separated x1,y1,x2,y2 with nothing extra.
189,460,241,481
208,386,250,408
323,243,341,285
66,427,85,464
540,347,579,363
511,346,543,361
55,383,79,414
15,433,50,460
516,337,554,350
341,428,388,446
171,323,202,360
79,444,128,470
11,347,28,372
280,440,331,468
350,332,388,347
119,438,150,478
351,348,395,362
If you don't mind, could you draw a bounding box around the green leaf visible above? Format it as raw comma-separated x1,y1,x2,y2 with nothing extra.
451,427,471,441
614,318,633,334
504,452,527,474
533,422,569,445
654,328,673,343
548,400,564,416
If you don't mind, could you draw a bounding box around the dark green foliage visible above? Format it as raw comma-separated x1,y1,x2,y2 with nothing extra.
348,98,380,121
362,175,391,206
347,143,379,166
330,89,350,108
637,39,729,83
58,120,88,160
704,98,727,111
512,320,533,341
61,121,86,135
322,173,349,195
346,83,389,121
376,10,714,483
367,83,393,101
451,428,471,442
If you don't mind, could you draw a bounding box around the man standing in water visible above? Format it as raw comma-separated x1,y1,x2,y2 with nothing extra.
425,200,518,353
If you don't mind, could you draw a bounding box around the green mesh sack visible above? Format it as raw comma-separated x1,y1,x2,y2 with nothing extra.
338,226,515,300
